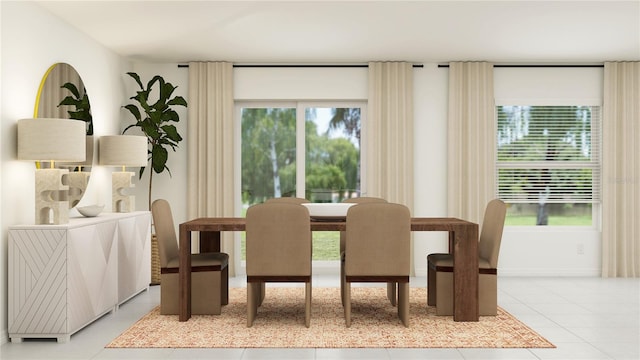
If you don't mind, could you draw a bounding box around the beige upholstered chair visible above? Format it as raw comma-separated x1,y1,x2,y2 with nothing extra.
427,199,507,316
245,202,312,327
265,197,310,204
341,202,411,327
151,199,229,315
339,197,388,306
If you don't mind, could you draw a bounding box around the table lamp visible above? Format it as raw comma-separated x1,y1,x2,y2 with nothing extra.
99,135,147,212
57,135,94,208
17,118,86,224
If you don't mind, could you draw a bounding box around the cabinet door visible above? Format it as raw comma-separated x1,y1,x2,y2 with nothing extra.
67,221,118,331
118,213,151,303
8,229,68,335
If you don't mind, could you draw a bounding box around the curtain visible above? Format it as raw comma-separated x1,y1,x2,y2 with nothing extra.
447,62,495,224
365,61,414,272
602,61,640,278
187,62,236,276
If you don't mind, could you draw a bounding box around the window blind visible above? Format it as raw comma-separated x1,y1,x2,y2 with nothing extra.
496,105,601,204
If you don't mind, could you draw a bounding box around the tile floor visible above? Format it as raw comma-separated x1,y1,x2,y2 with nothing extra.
1,276,638,359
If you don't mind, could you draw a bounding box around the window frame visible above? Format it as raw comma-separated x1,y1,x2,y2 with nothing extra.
495,101,602,229
234,100,367,272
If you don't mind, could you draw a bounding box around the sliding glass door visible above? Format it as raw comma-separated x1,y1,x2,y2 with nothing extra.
237,102,365,266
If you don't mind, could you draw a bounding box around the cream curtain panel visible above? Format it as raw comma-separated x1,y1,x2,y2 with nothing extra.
187,62,236,276
365,61,414,272
447,62,495,223
602,61,640,278
365,61,414,206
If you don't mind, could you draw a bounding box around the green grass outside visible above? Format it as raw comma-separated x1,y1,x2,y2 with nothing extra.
505,215,592,226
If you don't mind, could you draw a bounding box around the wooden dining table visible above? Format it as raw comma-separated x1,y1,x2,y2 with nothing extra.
178,217,479,322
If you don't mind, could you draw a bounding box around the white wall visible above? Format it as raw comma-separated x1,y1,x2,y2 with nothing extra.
1,1,129,344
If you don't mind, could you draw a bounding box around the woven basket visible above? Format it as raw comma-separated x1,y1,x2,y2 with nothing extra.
150,234,161,285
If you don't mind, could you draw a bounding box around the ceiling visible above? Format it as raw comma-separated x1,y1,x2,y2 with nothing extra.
34,0,640,64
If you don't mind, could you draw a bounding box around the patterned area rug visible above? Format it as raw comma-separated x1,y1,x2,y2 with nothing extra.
107,287,555,348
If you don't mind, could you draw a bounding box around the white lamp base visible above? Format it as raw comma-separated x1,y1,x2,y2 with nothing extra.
67,171,90,208
35,168,70,225
113,171,135,212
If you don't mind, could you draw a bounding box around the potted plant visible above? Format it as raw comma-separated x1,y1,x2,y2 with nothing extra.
122,72,187,211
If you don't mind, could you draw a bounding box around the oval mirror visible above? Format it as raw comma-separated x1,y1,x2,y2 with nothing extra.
35,63,94,208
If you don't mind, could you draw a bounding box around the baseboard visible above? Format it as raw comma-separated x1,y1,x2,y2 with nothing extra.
498,268,601,277
1,328,8,345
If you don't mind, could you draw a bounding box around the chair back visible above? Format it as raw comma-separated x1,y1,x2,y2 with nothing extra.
246,202,311,276
345,202,411,276
151,199,180,268
478,199,507,268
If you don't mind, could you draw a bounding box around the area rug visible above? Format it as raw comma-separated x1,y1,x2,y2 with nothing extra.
107,287,554,348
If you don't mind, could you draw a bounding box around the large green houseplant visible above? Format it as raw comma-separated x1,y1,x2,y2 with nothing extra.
122,72,187,210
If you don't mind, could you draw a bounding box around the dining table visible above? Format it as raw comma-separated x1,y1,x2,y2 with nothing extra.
178,217,479,322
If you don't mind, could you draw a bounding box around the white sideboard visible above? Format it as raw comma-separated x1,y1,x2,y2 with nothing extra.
8,211,151,343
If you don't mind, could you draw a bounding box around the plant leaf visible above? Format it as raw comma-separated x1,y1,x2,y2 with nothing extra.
127,72,144,89
61,82,80,98
167,96,188,107
151,145,168,174
123,104,142,121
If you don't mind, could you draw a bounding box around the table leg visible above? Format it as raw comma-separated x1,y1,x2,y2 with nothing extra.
452,224,479,321
179,224,192,321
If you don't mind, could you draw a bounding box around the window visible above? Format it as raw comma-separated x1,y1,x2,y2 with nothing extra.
496,105,601,226
239,102,365,261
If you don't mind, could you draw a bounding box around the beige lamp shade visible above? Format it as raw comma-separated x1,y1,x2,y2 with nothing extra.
17,118,86,225
99,135,147,213
99,135,148,167
18,118,86,162
58,135,94,168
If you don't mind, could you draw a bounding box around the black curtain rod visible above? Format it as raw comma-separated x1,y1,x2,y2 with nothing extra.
178,63,604,69
437,64,604,68
178,64,424,68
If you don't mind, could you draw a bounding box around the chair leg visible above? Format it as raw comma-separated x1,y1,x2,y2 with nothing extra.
304,282,311,328
344,282,352,327
259,282,266,306
427,264,436,306
247,282,257,327
340,261,345,307
387,282,397,306
221,265,229,306
398,282,409,327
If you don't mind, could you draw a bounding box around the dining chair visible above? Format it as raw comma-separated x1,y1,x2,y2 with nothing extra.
245,202,312,327
341,202,411,327
151,199,229,315
339,197,388,305
427,199,507,316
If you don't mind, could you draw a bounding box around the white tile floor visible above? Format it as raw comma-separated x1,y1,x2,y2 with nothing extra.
1,276,639,360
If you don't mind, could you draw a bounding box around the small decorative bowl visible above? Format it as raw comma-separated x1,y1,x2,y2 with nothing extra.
77,205,105,217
